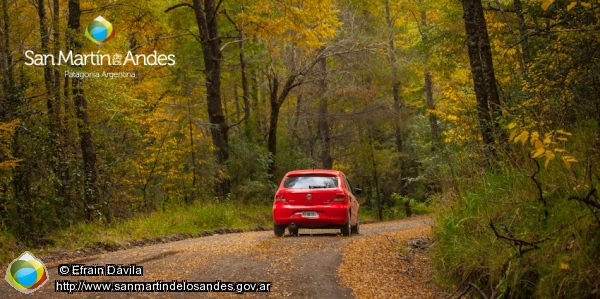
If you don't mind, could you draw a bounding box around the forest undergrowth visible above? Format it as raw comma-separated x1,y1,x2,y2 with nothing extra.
433,123,600,298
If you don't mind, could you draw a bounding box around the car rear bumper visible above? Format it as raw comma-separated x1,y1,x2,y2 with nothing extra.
273,204,349,227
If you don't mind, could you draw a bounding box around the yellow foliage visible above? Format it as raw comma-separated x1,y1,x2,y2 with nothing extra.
515,130,529,145
544,150,556,168
0,159,23,169
0,119,18,133
0,119,21,170
531,147,545,159
510,126,578,169
541,0,554,11
237,0,341,51
530,132,540,146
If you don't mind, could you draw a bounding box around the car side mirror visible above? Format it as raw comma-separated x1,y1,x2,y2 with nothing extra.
354,188,362,195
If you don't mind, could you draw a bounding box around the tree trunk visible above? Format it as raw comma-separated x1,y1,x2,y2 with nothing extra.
191,0,230,196
386,0,410,216
317,56,332,169
68,0,99,221
0,0,13,117
425,72,438,152
461,0,496,158
386,0,404,154
368,131,382,221
420,9,439,152
291,94,302,139
266,70,299,176
52,0,62,121
474,0,504,147
513,0,529,67
37,0,55,115
0,0,13,224
187,97,197,204
267,76,281,176
0,0,13,104
238,37,251,130
265,50,324,176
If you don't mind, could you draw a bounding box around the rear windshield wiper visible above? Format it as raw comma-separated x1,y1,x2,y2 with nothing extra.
308,185,327,189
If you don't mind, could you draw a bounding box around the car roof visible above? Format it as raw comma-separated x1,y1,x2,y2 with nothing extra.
284,169,343,176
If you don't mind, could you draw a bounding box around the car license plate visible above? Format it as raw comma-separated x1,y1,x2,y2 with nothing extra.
302,211,318,218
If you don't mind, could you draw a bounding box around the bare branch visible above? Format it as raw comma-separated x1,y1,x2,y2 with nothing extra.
529,156,549,218
483,4,517,12
489,221,549,257
164,2,193,13
468,282,489,299
568,187,600,224
569,188,600,209
445,268,474,299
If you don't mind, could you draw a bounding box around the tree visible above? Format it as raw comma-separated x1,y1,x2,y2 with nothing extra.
166,0,230,197
67,0,99,221
236,0,341,176
317,54,332,169
461,0,502,159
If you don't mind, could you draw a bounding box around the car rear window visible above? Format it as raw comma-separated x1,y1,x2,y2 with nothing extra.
283,176,339,189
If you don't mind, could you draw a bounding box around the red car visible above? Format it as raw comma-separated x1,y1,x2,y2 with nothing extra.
272,169,362,236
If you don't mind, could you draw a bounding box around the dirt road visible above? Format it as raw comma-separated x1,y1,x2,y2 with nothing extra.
2,216,433,298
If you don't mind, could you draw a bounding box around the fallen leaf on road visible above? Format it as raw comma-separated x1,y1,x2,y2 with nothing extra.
338,226,447,299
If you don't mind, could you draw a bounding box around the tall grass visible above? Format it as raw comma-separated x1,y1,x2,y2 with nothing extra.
0,201,272,264
432,124,600,298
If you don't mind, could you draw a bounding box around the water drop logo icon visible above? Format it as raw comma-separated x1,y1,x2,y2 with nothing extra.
5,251,49,294
85,16,115,45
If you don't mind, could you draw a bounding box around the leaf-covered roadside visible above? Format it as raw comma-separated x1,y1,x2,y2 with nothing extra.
338,226,447,299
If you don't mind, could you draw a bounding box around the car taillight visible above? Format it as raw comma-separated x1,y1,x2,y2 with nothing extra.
333,193,347,202
275,194,287,202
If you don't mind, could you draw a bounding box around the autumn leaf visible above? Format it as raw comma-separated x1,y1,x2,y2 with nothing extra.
530,131,540,146
562,156,579,171
541,0,554,11
543,132,554,144
531,147,545,159
516,130,529,145
534,139,544,150
509,130,518,142
556,129,572,136
563,160,572,171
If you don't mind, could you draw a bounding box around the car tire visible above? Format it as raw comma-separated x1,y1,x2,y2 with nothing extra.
351,215,359,235
274,224,286,237
341,211,351,236
289,228,299,236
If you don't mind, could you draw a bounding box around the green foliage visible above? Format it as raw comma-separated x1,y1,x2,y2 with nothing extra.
0,201,272,264
391,193,432,215
361,193,432,221
432,124,600,298
272,134,313,180
228,140,277,203
0,230,19,265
